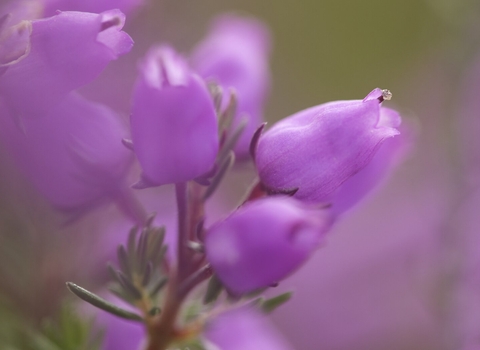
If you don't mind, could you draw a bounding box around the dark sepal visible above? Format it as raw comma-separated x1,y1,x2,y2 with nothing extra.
203,274,224,304
261,182,299,197
261,292,292,313
249,122,266,161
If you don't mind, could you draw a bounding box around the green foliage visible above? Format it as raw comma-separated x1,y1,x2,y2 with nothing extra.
30,303,104,350
172,339,207,350
107,224,168,305
66,282,143,322
0,300,103,350
0,296,29,350
261,292,292,313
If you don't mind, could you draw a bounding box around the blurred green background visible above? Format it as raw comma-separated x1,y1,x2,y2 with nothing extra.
132,0,480,123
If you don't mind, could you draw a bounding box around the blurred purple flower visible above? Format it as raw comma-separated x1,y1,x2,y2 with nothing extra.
0,9,133,118
448,189,480,350
0,0,144,22
100,314,144,350
43,0,144,16
0,0,44,24
0,92,133,214
192,14,271,159
457,52,480,186
255,88,401,209
204,196,332,294
131,45,219,187
204,307,294,350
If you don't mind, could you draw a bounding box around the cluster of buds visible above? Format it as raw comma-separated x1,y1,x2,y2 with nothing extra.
0,1,406,349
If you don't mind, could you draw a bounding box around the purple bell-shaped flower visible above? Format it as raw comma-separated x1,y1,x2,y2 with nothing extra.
254,88,401,210
191,14,271,159
205,196,332,294
0,92,133,215
0,9,133,118
130,45,219,187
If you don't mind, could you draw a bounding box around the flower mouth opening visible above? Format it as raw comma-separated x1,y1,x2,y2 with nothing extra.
95,10,132,57
100,16,122,32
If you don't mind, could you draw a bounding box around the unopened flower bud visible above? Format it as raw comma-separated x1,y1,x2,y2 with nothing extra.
255,88,401,208
205,197,332,294
131,46,219,187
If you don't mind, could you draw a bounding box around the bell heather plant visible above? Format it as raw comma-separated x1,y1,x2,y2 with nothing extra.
5,1,476,350
0,2,404,348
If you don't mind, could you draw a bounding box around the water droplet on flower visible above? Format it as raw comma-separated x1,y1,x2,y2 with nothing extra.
381,89,392,101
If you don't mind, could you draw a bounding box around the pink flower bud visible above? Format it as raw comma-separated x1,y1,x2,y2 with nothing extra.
131,46,219,187
255,88,401,209
205,197,332,294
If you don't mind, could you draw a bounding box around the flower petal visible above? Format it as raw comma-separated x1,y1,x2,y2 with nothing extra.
131,46,218,186
0,10,133,118
255,89,401,204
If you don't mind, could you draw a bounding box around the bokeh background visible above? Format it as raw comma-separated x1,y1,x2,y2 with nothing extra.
2,0,480,349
